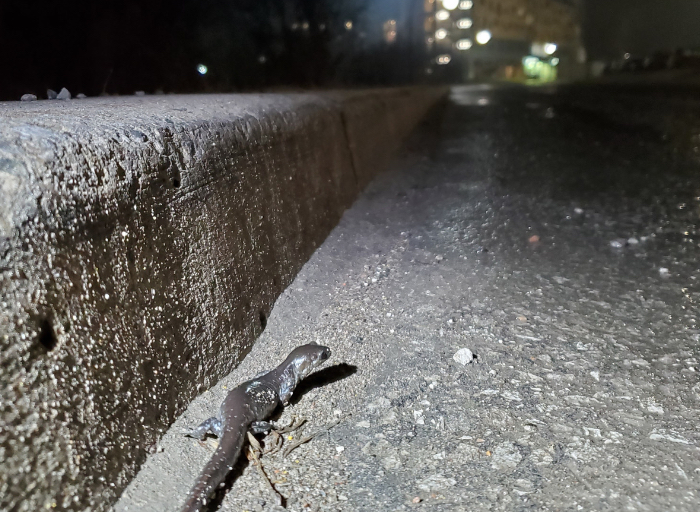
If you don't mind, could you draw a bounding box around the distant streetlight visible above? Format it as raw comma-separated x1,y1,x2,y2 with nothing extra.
456,18,472,29
456,38,472,50
197,64,208,75
544,43,557,55
476,30,492,45
436,54,452,65
436,10,450,21
345,20,353,30
459,0,473,9
442,0,459,10
435,28,448,40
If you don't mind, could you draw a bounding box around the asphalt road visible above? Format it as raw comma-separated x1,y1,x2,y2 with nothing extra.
115,83,700,512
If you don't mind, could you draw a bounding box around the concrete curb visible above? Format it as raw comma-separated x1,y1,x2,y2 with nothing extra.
0,87,447,511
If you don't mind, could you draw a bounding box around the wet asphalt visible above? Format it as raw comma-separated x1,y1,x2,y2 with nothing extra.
116,83,700,512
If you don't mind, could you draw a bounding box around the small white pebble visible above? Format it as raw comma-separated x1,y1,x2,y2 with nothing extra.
574,207,584,215
453,348,474,365
627,237,639,245
659,267,670,277
336,446,345,453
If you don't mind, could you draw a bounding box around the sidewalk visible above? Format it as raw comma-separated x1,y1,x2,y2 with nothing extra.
116,84,700,512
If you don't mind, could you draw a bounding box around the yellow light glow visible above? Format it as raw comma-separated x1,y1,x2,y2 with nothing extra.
345,20,353,30
436,9,450,21
435,28,448,40
436,54,452,65
476,30,491,44
456,18,472,29
459,0,473,9
456,38,472,50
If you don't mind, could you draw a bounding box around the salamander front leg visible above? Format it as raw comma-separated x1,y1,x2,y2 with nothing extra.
185,417,223,440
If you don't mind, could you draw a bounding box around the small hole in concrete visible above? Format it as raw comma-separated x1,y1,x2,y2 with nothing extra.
259,311,267,330
172,178,180,188
38,318,57,351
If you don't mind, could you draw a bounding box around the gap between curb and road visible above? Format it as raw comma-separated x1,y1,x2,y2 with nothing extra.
0,87,447,512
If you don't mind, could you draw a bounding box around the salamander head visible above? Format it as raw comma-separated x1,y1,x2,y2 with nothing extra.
288,343,331,379
276,344,331,403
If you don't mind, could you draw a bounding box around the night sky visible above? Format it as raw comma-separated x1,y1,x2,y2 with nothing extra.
1,0,699,101
583,0,700,60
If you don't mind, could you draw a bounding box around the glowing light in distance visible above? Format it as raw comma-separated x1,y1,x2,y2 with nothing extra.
442,0,459,10
544,43,557,55
435,28,448,40
459,0,473,9
476,30,492,44
551,57,560,66
436,10,450,21
436,54,452,65
197,64,208,75
456,18,472,29
624,52,631,59
456,38,472,50
345,20,353,30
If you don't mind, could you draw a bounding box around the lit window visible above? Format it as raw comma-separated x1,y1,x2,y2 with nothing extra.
436,10,450,21
456,18,472,29
456,38,472,50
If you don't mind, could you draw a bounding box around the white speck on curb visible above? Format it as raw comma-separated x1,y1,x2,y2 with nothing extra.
649,429,690,444
453,348,474,365
413,410,425,425
610,239,626,249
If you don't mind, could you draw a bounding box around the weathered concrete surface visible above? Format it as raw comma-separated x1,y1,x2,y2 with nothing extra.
0,88,446,511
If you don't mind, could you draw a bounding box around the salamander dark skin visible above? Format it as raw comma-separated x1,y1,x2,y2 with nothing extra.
181,344,331,512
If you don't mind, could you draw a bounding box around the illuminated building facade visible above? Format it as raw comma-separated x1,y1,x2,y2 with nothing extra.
424,0,584,81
